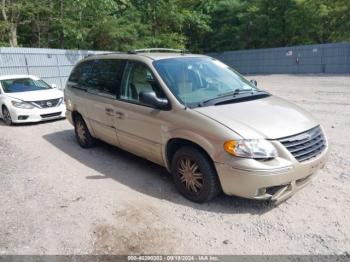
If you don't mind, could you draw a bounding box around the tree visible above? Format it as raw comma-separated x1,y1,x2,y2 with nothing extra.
0,0,349,51
1,0,24,46
0,0,49,47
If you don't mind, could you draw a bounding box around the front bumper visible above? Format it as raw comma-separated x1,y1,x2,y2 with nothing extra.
9,104,66,123
215,144,328,204
65,110,73,125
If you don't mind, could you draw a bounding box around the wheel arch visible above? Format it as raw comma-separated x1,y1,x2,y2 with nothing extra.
71,110,96,138
165,137,216,172
1,103,8,110
1,104,6,117
71,110,81,124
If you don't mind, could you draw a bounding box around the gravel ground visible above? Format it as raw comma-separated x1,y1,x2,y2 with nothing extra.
0,75,349,255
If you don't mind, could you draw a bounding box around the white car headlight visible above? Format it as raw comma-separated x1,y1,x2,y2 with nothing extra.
11,100,35,109
224,139,278,159
57,97,64,105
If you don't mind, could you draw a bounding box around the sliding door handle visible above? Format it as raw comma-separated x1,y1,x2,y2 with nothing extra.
115,111,125,119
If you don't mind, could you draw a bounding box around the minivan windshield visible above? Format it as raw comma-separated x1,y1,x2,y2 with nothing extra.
0,78,52,93
153,57,259,107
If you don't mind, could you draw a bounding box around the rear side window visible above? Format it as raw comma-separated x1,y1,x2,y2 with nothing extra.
69,60,94,88
89,59,123,95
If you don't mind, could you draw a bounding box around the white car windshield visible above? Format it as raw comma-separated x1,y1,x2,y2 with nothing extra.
1,78,52,93
153,57,258,107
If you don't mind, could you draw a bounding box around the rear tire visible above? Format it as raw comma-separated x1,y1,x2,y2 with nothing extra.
74,114,96,148
171,146,221,203
2,106,13,126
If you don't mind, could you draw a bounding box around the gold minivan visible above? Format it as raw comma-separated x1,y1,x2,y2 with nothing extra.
64,49,328,204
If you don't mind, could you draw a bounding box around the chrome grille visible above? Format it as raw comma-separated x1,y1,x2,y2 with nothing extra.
279,126,326,162
31,98,61,108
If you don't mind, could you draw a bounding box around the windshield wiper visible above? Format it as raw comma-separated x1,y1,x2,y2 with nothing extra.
198,88,259,107
219,88,256,97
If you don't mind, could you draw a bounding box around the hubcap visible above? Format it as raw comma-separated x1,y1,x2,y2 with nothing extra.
76,121,87,143
177,158,203,193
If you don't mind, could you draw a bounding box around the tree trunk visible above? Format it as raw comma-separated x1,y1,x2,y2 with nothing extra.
9,23,18,47
48,0,53,47
59,0,64,48
1,0,7,21
31,20,39,47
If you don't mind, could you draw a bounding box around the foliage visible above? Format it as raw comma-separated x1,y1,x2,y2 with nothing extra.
0,0,349,51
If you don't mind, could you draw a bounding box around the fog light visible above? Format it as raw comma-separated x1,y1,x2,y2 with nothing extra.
256,188,266,196
18,115,29,120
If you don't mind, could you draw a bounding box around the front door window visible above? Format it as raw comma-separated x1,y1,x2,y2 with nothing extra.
120,62,164,104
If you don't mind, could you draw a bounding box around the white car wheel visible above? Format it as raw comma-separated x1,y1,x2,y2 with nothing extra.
2,107,13,126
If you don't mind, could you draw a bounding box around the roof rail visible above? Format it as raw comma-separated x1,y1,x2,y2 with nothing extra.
84,51,124,58
127,48,189,54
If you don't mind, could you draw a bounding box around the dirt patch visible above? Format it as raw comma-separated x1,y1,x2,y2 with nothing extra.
92,204,176,254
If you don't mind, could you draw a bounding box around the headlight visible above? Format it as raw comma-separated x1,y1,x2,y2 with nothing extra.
58,97,65,105
224,139,278,159
11,100,34,109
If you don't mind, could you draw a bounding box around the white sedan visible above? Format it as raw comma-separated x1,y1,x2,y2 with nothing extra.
0,75,66,125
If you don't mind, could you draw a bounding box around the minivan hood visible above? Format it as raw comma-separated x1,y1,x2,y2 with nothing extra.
5,89,63,101
194,96,318,139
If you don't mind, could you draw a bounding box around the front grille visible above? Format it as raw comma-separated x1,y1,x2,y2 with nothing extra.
31,98,61,108
279,126,326,162
40,112,62,118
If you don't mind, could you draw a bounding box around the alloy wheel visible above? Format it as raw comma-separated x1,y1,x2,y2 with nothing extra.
2,107,12,125
76,121,87,144
177,157,204,194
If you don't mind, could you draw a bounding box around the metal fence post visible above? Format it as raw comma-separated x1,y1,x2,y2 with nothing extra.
321,47,325,73
347,45,350,73
24,54,30,75
55,54,63,89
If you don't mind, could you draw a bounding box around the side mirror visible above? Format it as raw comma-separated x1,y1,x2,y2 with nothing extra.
250,79,257,87
51,84,57,88
139,91,169,109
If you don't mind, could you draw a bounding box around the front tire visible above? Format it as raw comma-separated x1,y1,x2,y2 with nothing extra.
171,146,221,203
2,106,13,126
74,114,96,148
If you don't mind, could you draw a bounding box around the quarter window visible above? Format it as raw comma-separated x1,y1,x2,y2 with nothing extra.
68,60,94,88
